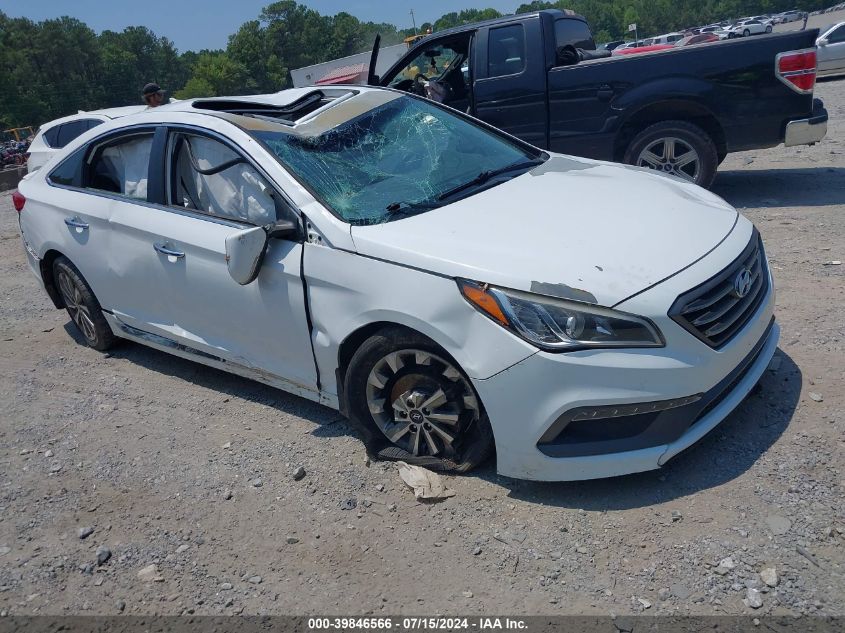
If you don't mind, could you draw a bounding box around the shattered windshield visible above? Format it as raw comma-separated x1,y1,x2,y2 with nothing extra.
254,96,542,225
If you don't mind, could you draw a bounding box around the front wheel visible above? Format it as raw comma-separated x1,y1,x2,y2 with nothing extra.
765,25,772,33
743,29,751,36
623,120,719,189
343,327,494,473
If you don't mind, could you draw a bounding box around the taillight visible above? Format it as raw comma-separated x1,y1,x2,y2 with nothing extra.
775,49,817,94
12,190,26,213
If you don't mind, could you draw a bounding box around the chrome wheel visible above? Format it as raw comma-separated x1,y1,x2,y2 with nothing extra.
365,349,479,458
57,270,97,342
636,137,701,183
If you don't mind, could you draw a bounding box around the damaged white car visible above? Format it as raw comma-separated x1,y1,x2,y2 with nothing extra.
14,87,778,481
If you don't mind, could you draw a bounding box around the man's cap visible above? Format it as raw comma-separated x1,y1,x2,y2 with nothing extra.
142,83,164,96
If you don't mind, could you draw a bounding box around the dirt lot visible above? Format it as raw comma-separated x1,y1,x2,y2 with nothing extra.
0,79,843,618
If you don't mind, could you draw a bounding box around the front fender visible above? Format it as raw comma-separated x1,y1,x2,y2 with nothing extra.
303,245,537,399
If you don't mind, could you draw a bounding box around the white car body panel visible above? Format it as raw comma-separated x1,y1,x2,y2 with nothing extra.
817,23,845,77
16,87,780,481
350,155,738,307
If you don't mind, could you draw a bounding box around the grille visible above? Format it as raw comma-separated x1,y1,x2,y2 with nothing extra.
670,231,769,349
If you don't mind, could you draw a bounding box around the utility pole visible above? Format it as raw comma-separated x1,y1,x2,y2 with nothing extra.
410,9,417,35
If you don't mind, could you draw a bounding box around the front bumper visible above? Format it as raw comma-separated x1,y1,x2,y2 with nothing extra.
474,223,779,481
784,98,828,147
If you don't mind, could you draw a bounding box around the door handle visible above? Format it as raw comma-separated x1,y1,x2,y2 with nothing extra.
153,242,185,259
64,216,89,230
597,85,614,101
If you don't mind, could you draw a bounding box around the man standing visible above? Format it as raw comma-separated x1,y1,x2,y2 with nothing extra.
142,83,166,108
802,12,809,30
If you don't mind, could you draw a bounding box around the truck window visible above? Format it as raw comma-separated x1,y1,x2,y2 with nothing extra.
554,18,595,50
488,24,525,77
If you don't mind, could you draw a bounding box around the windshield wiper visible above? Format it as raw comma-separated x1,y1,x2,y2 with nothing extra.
384,199,441,219
436,159,543,202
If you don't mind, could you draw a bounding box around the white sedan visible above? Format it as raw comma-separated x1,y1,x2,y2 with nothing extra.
14,87,778,481
817,22,845,77
726,19,772,37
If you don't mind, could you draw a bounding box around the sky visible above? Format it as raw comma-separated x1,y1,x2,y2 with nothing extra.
3,0,521,52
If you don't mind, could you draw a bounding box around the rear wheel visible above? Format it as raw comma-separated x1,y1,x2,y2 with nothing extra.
343,327,493,473
624,120,719,189
743,29,751,36
53,256,116,351
765,25,773,33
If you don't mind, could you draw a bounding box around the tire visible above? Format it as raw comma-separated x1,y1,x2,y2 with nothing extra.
343,326,494,473
53,256,117,351
623,120,719,189
766,25,773,33
743,29,751,36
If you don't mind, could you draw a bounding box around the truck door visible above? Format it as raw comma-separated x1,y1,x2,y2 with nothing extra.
472,16,549,149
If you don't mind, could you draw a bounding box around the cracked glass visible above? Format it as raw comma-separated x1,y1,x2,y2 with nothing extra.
255,96,538,225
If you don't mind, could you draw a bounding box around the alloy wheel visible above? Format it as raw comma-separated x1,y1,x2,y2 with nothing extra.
57,270,97,342
365,349,479,458
636,136,701,183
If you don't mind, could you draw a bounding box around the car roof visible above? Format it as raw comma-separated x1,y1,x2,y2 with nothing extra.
36,105,148,132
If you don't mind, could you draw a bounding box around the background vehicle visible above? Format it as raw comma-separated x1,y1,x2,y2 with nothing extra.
650,32,685,44
601,39,625,51
26,106,145,172
779,10,804,23
726,19,772,37
374,9,827,188
676,33,721,46
817,21,845,76
613,43,674,55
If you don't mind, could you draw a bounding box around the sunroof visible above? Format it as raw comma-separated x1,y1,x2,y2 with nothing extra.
192,89,354,125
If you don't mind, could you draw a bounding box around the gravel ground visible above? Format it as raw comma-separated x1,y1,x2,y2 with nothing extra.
0,79,843,618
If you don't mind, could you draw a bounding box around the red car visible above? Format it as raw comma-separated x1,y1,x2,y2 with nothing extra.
613,44,674,55
675,33,721,46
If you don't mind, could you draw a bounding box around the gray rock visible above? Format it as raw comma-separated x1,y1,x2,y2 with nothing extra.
116,600,126,612
223,489,233,500
671,584,692,600
175,544,189,554
808,392,823,402
44,449,54,458
286,537,299,544
219,582,233,590
339,498,357,511
765,515,792,535
78,526,94,540
292,466,306,481
0,546,10,556
248,575,262,584
461,591,473,598
137,564,161,582
744,588,763,609
658,588,671,601
473,546,483,556
251,478,263,488
760,567,779,588
671,510,683,522
96,546,111,565
375,484,385,492
637,598,652,609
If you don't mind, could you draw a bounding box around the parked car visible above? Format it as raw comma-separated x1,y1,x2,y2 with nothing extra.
650,32,686,44
27,106,146,173
613,40,644,51
817,22,845,77
613,44,674,55
778,10,804,23
601,39,625,51
675,33,721,46
373,9,827,188
14,87,780,481
726,19,772,37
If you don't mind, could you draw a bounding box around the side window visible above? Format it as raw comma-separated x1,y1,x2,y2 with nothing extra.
42,125,62,148
44,119,104,149
48,147,86,187
169,133,277,225
828,25,845,43
554,18,595,51
388,43,461,87
488,24,525,78
85,133,154,200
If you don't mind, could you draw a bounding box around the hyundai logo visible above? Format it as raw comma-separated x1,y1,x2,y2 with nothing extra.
733,268,754,298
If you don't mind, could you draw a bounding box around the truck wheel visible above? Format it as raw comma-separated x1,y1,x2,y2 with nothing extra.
624,120,718,189
343,326,494,473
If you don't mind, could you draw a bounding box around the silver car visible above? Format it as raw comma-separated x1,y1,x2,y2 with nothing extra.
817,22,845,77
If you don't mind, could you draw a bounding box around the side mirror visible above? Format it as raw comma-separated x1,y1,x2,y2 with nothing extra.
225,219,300,285
818,38,829,46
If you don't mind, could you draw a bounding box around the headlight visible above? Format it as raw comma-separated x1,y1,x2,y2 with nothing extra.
458,280,664,352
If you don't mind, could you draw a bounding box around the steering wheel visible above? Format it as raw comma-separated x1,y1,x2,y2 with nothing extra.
411,74,429,96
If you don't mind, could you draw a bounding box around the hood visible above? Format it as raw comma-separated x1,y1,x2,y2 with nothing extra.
349,155,738,307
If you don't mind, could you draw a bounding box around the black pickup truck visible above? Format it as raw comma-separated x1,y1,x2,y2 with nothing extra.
369,9,828,188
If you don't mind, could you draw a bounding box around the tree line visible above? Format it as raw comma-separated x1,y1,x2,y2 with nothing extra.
0,0,831,129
